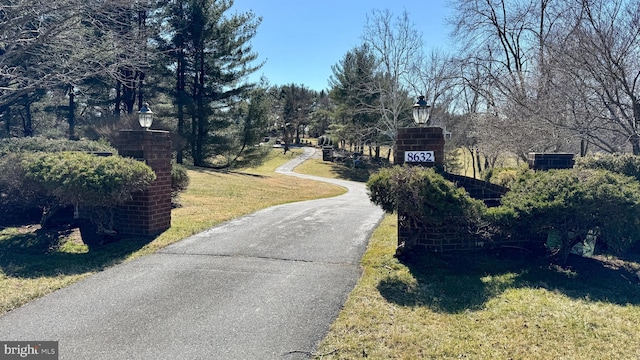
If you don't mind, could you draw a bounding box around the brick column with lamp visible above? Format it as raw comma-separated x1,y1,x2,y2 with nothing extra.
115,104,172,237
393,96,447,256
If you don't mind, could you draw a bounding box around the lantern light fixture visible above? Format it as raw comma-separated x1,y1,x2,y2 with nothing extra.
138,103,153,130
412,95,431,125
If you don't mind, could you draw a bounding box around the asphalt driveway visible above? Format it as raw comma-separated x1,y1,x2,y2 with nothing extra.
0,148,385,359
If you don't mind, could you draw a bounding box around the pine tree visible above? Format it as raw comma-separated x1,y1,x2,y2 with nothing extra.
160,0,263,166
329,44,381,154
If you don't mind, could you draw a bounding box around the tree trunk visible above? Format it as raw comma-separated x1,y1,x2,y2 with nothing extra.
68,85,76,140
195,49,206,166
467,147,476,179
176,49,186,164
115,81,122,117
633,103,640,155
3,107,10,134
137,71,145,111
22,95,33,137
580,138,588,157
475,151,483,176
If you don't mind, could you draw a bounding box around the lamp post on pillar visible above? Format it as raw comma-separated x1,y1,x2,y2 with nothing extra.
412,95,431,126
116,102,172,237
395,95,445,170
138,103,153,130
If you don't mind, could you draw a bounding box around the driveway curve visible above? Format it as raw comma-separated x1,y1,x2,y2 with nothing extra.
0,148,385,359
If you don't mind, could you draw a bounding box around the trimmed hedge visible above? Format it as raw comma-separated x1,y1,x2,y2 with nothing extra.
23,151,155,211
1,138,192,229
367,164,640,263
0,138,121,224
0,137,116,156
367,165,485,231
575,153,640,180
495,168,640,261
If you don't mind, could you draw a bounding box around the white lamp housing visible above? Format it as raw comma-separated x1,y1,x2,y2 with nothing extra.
138,103,153,130
412,95,431,125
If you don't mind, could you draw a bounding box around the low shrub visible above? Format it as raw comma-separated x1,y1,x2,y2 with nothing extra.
317,135,333,147
367,164,640,263
575,153,640,180
367,165,485,233
0,138,120,225
20,152,155,237
0,154,53,224
171,162,190,202
484,165,527,188
498,168,640,262
0,137,115,156
23,152,155,211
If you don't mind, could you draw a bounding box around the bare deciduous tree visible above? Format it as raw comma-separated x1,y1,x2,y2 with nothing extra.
361,9,422,153
549,0,640,154
449,0,640,158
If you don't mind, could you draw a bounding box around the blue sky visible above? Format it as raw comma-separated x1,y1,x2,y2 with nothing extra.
232,0,453,92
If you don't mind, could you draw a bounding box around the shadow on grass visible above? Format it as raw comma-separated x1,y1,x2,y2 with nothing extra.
330,166,372,183
377,248,640,313
187,166,268,178
325,159,386,183
0,225,154,279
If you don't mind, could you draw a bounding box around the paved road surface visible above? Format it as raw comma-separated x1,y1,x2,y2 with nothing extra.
0,148,385,359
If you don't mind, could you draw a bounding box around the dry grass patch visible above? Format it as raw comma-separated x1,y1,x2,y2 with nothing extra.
315,214,640,359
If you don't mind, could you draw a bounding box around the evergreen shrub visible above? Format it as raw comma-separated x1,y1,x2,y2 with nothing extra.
23,151,155,211
367,165,485,233
498,168,640,261
484,165,527,188
0,138,120,224
0,153,52,224
367,164,640,263
575,153,640,180
0,137,115,156
171,162,190,201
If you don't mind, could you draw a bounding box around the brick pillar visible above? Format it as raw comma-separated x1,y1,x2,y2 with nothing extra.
115,130,172,237
395,126,445,257
528,153,575,171
395,126,445,169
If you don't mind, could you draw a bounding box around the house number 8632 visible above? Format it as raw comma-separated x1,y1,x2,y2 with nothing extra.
404,151,435,163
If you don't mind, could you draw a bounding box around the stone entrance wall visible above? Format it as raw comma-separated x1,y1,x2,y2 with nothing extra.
394,127,576,255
